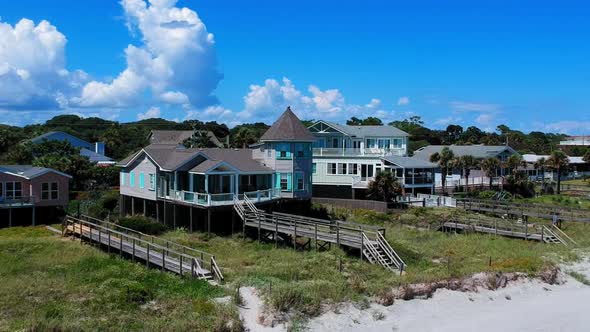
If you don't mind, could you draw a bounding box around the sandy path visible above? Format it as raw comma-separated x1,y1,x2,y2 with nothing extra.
240,257,590,331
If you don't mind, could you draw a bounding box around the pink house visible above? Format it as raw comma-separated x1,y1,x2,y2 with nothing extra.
0,165,71,227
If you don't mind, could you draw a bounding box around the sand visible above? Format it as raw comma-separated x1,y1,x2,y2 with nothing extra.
239,256,590,331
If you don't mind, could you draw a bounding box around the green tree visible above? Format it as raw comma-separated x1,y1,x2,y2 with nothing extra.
547,150,569,194
429,147,455,195
505,154,525,176
347,117,383,126
534,157,547,190
480,157,501,189
445,125,463,144
232,127,258,148
583,150,590,163
367,171,402,202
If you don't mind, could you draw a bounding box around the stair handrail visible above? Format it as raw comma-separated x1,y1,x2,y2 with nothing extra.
376,231,406,270
191,257,207,279
362,232,395,272
542,225,567,246
550,224,577,246
210,256,224,281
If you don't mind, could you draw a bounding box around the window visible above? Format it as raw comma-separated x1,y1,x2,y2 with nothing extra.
337,163,347,175
41,182,58,200
392,138,403,148
139,173,145,189
366,139,376,148
276,143,291,159
295,143,308,158
267,144,273,157
5,182,22,198
120,172,126,186
130,171,135,187
295,172,305,190
377,139,391,149
327,163,337,175
149,174,156,191
347,163,358,175
280,173,292,191
312,163,317,174
0,182,3,197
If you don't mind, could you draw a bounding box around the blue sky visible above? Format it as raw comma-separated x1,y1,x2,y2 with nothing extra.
0,0,589,134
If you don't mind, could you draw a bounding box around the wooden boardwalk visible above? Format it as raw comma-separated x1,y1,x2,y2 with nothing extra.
458,198,590,223
440,217,577,246
234,197,407,272
63,216,223,281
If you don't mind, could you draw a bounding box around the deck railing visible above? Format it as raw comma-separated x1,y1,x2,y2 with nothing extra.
0,196,35,207
161,188,280,207
313,148,405,157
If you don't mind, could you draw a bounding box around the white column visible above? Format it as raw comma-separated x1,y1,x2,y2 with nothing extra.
205,174,209,193
189,174,194,192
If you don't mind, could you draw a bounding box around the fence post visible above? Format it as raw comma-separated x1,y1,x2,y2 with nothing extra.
275,218,278,248
293,222,297,250
315,224,318,252
337,223,340,245
360,228,364,261
132,238,136,262
180,255,183,277
108,231,111,254
146,244,150,268
162,250,165,271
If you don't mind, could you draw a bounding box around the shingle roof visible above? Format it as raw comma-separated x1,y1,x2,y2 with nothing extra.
0,165,72,179
119,145,273,173
413,145,517,160
321,121,409,137
381,156,437,169
30,131,95,150
260,107,315,142
149,130,225,148
149,130,194,145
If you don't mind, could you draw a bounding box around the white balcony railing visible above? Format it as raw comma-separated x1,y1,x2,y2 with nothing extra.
162,188,281,207
313,148,405,157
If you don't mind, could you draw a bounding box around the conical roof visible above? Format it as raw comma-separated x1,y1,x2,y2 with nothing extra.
260,107,315,142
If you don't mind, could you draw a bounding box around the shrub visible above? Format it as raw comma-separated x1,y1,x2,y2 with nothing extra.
117,216,167,235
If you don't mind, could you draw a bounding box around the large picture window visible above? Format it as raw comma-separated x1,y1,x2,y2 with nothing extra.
42,182,58,200
392,138,403,148
347,163,358,175
5,182,22,198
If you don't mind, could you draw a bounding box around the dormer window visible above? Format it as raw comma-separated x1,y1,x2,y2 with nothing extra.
276,143,292,160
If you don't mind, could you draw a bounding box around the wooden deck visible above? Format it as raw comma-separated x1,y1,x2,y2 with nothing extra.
63,216,223,281
234,197,407,272
458,198,590,223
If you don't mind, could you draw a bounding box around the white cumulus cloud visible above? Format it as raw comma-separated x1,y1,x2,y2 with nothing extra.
397,96,410,106
137,106,161,120
0,18,88,110
71,0,222,109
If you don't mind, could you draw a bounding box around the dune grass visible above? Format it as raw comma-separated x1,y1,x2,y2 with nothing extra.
162,206,589,317
0,227,240,332
517,195,590,209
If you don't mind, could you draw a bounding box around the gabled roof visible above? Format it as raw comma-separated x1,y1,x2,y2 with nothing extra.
310,120,409,137
522,154,587,164
413,145,517,160
149,130,225,148
0,165,72,179
30,131,94,150
260,107,315,142
118,145,273,173
381,156,437,169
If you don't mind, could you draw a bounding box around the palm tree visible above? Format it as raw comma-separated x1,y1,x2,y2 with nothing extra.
505,154,524,176
480,157,501,190
547,150,569,194
233,127,257,148
584,150,590,163
367,171,402,202
430,147,455,195
534,157,547,190
454,155,478,190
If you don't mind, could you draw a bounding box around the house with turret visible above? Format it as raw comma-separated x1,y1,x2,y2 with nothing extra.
117,107,314,232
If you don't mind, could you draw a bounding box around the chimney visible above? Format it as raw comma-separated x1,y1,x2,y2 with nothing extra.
95,142,105,156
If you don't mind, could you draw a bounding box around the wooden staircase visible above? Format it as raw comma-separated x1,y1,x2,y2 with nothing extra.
233,196,407,273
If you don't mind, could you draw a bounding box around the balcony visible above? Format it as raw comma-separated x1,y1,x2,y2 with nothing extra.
162,188,282,207
313,148,405,157
0,196,35,208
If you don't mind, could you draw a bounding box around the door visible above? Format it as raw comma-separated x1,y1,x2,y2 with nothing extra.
332,138,339,148
361,164,367,181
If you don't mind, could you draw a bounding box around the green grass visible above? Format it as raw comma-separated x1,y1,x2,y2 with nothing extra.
568,271,590,286
517,195,590,209
161,206,589,317
0,227,241,332
561,179,590,186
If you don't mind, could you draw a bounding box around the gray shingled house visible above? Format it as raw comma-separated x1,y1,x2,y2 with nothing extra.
117,107,314,232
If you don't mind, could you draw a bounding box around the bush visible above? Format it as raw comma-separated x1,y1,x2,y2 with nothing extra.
117,216,167,235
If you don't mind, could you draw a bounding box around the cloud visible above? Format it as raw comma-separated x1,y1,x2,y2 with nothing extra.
365,98,382,109
450,101,500,113
71,0,222,109
544,121,590,134
434,116,462,127
397,96,410,106
137,106,161,120
0,18,88,110
185,105,237,126
475,113,494,125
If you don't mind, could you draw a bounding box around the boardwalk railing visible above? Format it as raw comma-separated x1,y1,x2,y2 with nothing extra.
64,215,223,281
457,198,590,223
234,195,406,272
